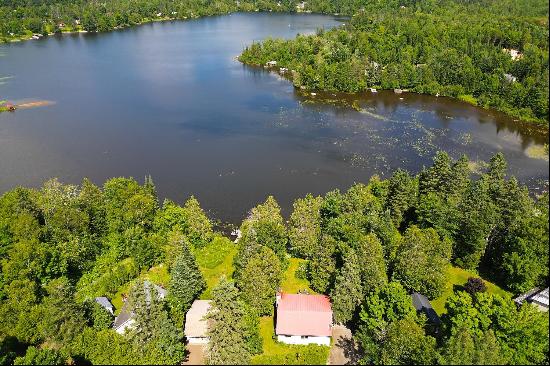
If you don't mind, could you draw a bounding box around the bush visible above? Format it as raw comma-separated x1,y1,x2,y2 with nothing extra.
14,347,65,365
295,261,308,280
464,277,487,295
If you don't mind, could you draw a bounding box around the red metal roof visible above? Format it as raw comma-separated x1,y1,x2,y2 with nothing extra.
275,293,333,337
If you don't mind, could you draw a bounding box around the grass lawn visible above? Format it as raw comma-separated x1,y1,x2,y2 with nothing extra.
194,235,237,299
281,258,315,294
432,265,511,315
251,316,329,365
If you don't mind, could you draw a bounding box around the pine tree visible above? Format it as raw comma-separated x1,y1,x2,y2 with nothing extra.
356,234,387,294
181,196,213,247
239,196,287,266
168,241,205,311
206,279,252,365
308,234,337,293
449,154,471,196
237,246,282,316
331,248,363,323
288,194,322,259
386,169,417,227
419,151,452,195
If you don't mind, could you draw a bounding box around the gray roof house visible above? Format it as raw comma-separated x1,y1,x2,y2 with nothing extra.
112,281,167,334
411,292,441,325
95,296,114,314
514,287,549,312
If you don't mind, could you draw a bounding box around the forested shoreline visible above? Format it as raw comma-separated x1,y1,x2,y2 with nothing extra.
1,0,548,124
239,0,549,124
0,151,548,365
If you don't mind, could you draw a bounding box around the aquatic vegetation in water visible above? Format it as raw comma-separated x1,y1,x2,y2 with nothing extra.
525,144,549,161
468,160,489,174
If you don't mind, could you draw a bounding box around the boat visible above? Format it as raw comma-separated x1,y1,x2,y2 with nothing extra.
370,88,377,93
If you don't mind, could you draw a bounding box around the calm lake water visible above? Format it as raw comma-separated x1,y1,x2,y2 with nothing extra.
0,13,548,223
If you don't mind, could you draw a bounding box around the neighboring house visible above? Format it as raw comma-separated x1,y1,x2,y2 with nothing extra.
514,287,549,312
184,300,212,344
275,292,332,346
95,296,114,315
411,292,441,326
112,281,167,335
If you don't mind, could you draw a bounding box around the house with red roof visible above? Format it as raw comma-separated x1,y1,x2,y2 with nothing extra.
275,292,333,346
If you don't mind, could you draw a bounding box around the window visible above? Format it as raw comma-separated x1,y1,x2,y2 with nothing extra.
301,336,308,339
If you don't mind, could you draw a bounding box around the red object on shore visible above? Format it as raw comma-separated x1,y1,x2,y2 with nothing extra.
5,103,16,111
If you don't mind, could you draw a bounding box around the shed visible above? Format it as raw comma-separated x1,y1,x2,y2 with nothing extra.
411,292,441,325
95,296,114,314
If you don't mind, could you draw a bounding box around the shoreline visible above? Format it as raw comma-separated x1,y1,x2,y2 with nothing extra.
241,61,549,129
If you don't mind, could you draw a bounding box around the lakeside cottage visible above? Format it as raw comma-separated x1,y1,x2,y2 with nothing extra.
185,300,212,344
275,292,332,346
514,287,549,312
112,281,167,334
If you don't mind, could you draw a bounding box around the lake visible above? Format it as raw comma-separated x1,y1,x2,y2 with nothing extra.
0,12,548,223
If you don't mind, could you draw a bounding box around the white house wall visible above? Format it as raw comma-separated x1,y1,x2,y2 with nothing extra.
115,319,136,335
187,337,209,345
277,335,330,346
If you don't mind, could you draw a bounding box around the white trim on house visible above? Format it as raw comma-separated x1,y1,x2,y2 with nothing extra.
277,335,331,346
187,336,209,345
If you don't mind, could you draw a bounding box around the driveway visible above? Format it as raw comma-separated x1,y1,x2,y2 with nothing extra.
328,325,361,365
182,344,206,365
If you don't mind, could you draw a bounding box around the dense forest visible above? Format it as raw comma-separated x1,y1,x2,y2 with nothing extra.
239,0,549,124
0,151,548,364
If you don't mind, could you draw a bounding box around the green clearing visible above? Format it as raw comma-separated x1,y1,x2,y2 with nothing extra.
281,258,315,294
432,265,511,315
111,264,170,314
194,235,237,299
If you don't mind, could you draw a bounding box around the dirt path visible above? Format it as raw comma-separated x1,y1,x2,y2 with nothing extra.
328,325,361,365
182,344,206,365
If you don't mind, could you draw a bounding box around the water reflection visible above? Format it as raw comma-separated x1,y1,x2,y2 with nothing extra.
0,13,547,223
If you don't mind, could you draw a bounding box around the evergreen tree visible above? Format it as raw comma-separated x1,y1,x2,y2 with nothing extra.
448,154,471,196
331,248,363,323
206,279,252,365
288,194,322,259
355,234,387,294
419,151,452,195
308,234,337,293
386,169,417,227
181,196,213,247
454,177,497,269
129,280,185,364
168,240,205,311
237,246,282,316
239,196,288,266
